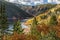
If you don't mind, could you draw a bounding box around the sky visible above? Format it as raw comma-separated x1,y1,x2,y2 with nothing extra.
5,0,47,3
5,0,60,6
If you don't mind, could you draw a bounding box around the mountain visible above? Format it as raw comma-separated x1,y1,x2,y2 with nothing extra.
24,4,60,25
20,4,56,16
0,1,57,23
0,1,33,19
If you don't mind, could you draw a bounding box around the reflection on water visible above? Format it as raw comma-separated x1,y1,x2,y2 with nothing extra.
8,19,28,31
8,22,28,30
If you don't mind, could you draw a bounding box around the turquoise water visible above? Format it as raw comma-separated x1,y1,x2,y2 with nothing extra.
8,22,28,30
7,19,28,33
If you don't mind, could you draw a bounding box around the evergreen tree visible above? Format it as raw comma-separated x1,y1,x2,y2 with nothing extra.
31,17,38,34
13,19,23,34
39,30,57,40
31,17,41,40
49,13,58,26
0,1,8,34
0,1,8,40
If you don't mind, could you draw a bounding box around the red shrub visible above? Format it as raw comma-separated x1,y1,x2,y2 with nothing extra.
36,24,49,34
10,32,26,40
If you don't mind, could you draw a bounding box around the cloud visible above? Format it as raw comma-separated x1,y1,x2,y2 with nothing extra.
5,0,44,5
55,0,60,4
5,0,14,2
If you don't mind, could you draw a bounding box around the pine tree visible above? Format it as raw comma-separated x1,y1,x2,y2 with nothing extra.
32,17,38,26
0,1,8,34
30,17,41,40
0,1,8,40
31,17,38,34
13,19,23,34
39,30,57,40
49,13,58,26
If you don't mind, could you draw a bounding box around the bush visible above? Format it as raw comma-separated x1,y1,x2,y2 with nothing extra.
49,13,58,26
40,15,48,19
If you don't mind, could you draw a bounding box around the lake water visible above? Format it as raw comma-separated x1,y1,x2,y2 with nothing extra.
8,19,28,31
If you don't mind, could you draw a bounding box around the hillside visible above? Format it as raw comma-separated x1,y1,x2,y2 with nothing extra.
24,4,60,25
0,1,56,20
0,1,33,20
1,1,60,40
23,4,60,39
20,4,56,16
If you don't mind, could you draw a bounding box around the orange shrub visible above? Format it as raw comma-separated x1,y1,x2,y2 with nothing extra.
8,32,26,40
36,24,49,35
53,24,60,38
26,35,37,40
56,31,60,38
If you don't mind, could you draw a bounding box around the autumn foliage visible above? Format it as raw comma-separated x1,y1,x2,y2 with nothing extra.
2,23,60,40
2,32,26,40
36,23,49,35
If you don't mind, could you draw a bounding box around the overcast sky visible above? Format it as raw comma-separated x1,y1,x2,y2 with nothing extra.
5,0,60,5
